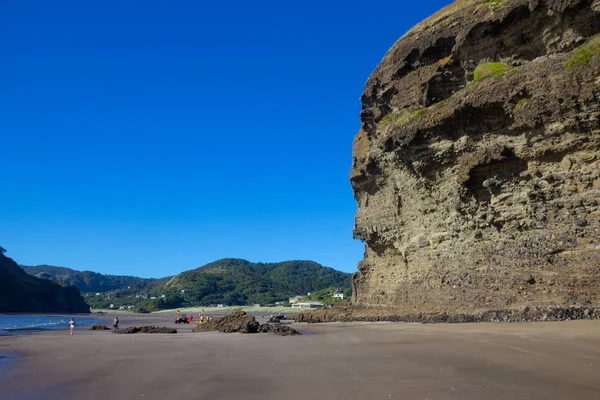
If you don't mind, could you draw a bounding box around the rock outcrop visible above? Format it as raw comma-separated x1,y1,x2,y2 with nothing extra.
351,0,600,312
193,311,260,333
259,322,300,336
0,252,90,313
295,305,600,323
89,324,110,331
114,326,177,334
193,311,300,335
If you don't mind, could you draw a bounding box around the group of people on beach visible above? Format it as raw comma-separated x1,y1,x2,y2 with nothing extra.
177,309,213,324
68,308,215,335
68,316,119,335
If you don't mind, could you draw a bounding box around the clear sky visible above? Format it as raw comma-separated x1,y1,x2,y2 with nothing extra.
1,0,452,277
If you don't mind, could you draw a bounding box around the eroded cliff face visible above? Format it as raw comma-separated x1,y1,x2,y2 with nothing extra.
351,0,600,311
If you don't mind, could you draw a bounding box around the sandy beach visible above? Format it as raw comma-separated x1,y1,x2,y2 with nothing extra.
1,314,600,400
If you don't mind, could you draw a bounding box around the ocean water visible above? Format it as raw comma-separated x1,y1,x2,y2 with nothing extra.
0,315,102,334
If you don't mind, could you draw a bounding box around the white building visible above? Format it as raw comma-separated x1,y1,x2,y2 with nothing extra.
291,301,323,309
333,293,345,300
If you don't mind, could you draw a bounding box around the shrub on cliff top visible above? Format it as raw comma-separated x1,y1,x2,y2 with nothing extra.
565,35,600,69
474,62,508,81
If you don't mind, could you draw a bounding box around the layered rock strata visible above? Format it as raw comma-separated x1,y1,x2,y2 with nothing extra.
351,0,600,311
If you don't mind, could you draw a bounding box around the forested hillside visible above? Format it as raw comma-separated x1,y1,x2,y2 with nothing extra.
22,265,156,292
82,259,351,311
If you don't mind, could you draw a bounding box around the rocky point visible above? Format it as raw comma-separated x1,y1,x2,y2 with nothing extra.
350,0,600,313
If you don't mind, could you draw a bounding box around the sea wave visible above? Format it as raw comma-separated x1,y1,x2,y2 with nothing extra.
0,316,101,332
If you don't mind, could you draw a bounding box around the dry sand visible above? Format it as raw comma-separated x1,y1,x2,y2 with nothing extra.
1,313,599,400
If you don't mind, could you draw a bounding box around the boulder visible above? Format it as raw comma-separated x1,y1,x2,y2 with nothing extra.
89,324,110,331
114,326,177,334
259,323,300,336
192,311,259,334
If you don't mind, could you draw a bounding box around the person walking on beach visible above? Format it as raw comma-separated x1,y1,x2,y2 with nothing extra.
113,316,119,332
69,318,76,335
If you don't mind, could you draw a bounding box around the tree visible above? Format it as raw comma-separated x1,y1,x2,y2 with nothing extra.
0,246,6,254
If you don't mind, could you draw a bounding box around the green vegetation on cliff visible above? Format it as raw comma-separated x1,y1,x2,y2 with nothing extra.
565,35,600,69
473,62,508,81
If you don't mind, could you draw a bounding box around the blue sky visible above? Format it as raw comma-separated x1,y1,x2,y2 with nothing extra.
1,0,452,277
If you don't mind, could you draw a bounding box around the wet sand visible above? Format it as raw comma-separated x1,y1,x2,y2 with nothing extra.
1,314,599,400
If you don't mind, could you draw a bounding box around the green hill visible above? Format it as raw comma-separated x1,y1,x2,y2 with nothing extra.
0,248,89,313
161,258,352,306
22,265,156,293
47,258,351,311
20,258,351,311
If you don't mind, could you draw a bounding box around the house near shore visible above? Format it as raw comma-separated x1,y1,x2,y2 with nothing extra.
333,293,345,300
291,301,324,309
289,296,302,304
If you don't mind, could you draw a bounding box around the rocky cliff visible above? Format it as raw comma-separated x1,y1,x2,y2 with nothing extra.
0,252,90,313
351,0,600,312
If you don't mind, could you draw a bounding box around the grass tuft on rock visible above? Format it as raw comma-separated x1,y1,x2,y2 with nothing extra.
474,62,508,81
512,98,527,113
565,36,600,69
379,108,426,133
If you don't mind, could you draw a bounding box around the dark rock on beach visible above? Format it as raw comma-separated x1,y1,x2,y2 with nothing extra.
89,324,110,331
193,311,260,334
193,311,299,335
268,315,287,323
114,326,177,334
258,323,300,336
